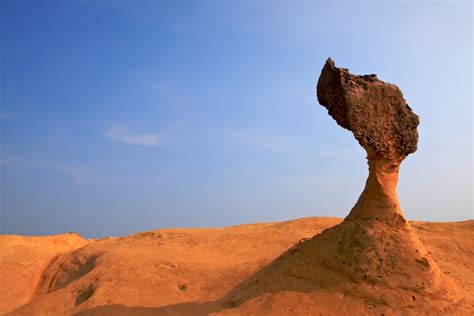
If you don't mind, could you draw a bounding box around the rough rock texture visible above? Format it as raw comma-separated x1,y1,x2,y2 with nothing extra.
317,58,419,160
316,58,420,222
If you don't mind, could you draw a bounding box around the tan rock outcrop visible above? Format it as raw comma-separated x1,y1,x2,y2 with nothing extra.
317,57,418,222
224,59,462,310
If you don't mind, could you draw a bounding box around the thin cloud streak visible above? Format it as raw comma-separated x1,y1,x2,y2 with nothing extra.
104,126,161,146
229,129,290,152
1,157,159,187
0,157,99,184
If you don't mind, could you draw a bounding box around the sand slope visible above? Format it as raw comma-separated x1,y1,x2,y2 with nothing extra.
0,233,89,314
1,218,473,315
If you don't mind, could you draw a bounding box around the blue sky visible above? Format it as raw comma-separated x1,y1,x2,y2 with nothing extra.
1,1,472,237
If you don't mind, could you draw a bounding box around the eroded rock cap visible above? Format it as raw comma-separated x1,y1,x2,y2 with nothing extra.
317,58,419,160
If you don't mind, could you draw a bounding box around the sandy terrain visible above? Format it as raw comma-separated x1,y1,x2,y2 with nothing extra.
1,217,473,315
0,233,89,314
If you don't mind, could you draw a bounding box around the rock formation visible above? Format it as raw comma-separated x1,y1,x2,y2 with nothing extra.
225,58,461,309
317,57,419,222
311,58,440,289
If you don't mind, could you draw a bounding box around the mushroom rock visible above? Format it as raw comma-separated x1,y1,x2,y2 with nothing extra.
225,59,461,310
311,58,440,289
317,57,419,222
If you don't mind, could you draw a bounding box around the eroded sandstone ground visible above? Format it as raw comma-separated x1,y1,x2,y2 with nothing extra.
1,217,472,315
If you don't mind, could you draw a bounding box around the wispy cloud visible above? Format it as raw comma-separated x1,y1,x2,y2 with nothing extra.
0,157,160,187
0,157,95,184
104,126,161,146
229,129,290,152
0,112,8,119
0,157,99,184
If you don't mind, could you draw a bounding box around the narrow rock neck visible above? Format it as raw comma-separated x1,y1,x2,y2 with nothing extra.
346,154,405,222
